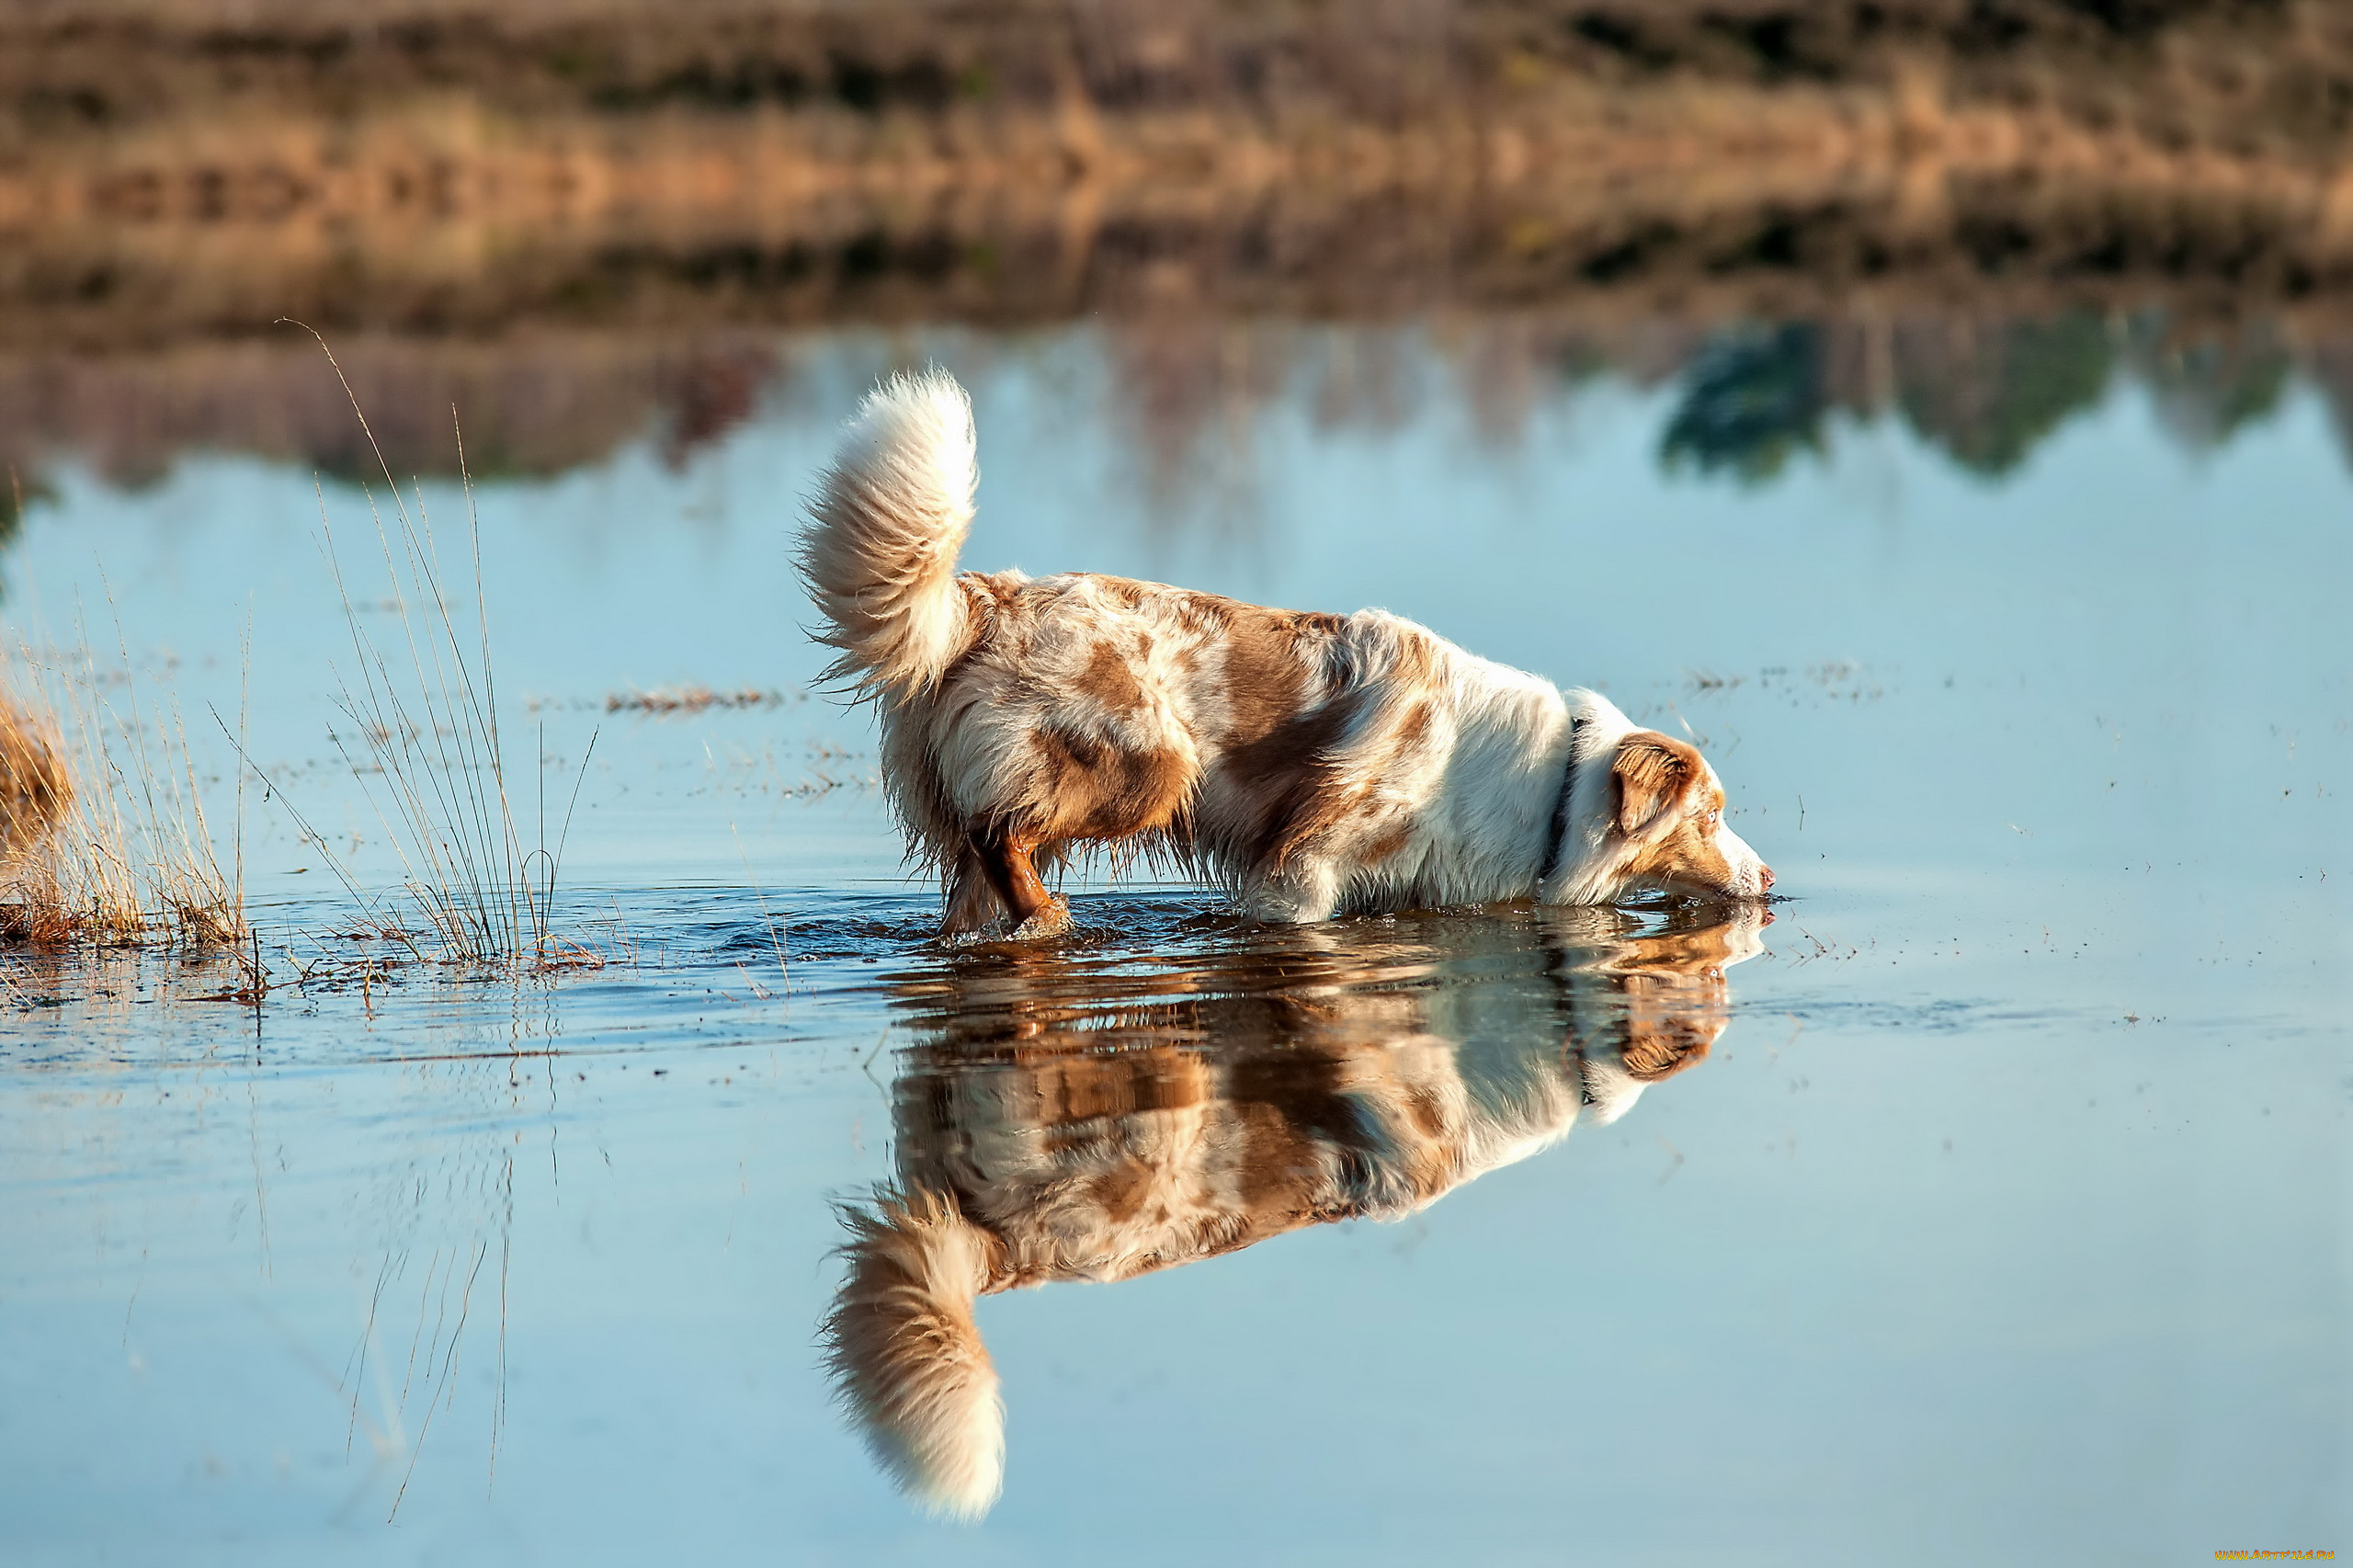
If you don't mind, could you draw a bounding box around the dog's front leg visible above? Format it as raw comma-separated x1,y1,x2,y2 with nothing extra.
972,829,1072,939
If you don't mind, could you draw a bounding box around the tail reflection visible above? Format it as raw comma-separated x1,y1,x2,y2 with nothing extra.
824,903,1767,1518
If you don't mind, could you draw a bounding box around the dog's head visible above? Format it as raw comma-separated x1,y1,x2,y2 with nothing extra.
1554,699,1773,904
1606,730,1772,900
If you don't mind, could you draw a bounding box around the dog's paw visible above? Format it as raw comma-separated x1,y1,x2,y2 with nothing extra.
1008,896,1073,941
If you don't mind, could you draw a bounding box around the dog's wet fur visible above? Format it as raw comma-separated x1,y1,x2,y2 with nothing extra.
799,369,1771,937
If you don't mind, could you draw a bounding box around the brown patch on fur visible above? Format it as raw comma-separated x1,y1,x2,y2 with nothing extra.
1209,615,1454,876
1359,821,1412,865
1027,727,1191,843
1086,1165,1154,1226
1072,641,1145,713
1218,696,1364,870
1219,605,1313,744
1401,1085,1449,1139
1391,699,1434,751
1266,768,1370,870
1223,1046,1355,1223
1187,602,1371,872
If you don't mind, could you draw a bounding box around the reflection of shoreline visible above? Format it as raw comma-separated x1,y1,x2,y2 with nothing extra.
1,309,2336,534
12,3,2353,507
823,903,1765,1518
11,132,2353,354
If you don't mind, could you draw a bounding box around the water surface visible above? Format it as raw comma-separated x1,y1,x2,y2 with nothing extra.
1,322,2347,1564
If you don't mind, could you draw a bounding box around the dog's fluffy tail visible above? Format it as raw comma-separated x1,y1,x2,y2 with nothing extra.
821,1189,1006,1521
799,369,977,698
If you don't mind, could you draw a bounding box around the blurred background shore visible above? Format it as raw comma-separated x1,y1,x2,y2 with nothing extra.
5,0,2351,492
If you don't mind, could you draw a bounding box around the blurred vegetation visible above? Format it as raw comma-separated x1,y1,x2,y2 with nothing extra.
1,2,2348,493
1655,309,2309,484
1663,324,1827,483
2143,333,2294,449
0,467,52,547
2,1,2345,160
1897,314,2116,475
1661,315,2121,483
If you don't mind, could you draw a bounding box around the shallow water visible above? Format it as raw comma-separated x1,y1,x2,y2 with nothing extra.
2,322,2347,1563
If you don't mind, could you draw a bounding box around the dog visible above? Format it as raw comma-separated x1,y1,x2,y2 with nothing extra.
799,369,1772,936
821,903,1767,1517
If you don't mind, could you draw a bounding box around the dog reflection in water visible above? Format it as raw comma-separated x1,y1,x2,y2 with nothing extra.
823,903,1766,1518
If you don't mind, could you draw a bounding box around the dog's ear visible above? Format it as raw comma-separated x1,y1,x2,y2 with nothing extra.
1613,731,1704,839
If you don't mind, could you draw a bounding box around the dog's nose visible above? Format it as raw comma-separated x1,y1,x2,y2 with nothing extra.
1757,865,1775,892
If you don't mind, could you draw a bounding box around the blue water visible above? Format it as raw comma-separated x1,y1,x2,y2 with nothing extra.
0,324,2346,1564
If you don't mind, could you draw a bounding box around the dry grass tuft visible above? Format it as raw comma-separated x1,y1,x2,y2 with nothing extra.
0,697,70,851
0,641,246,955
0,690,94,945
268,323,598,975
